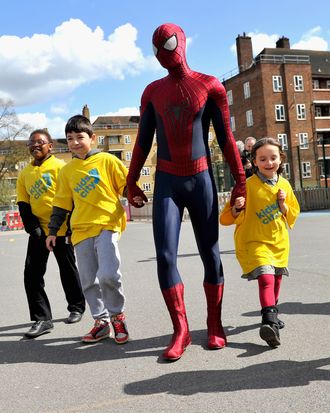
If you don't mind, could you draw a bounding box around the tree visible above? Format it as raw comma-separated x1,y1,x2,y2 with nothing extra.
0,99,32,205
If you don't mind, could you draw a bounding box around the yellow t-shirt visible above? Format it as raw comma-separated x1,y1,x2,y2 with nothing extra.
53,152,127,246
16,155,68,236
220,174,300,274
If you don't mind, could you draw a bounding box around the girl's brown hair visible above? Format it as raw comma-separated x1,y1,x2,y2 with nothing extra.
250,137,285,175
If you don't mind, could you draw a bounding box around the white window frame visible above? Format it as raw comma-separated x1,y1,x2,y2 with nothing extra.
124,134,131,144
243,82,250,99
315,106,322,117
141,167,150,176
283,163,291,179
246,110,253,127
18,161,28,171
272,75,283,92
297,104,306,120
327,80,330,89
125,151,132,161
98,135,105,145
299,132,309,149
302,162,311,178
227,90,233,105
142,182,152,192
208,132,213,142
275,105,285,121
230,116,236,132
312,79,319,89
294,75,304,91
277,133,288,150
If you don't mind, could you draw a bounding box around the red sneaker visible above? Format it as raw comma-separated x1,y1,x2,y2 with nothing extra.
111,313,129,344
82,319,110,343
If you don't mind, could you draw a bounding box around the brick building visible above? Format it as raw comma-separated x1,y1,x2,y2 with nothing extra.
91,112,157,199
221,34,330,189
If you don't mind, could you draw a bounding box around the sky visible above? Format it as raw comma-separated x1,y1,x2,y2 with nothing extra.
1,0,330,139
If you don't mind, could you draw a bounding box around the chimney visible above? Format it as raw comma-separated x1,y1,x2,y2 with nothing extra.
276,36,290,49
82,104,90,120
236,33,253,73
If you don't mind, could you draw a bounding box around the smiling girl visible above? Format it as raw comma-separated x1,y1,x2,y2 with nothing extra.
220,137,300,348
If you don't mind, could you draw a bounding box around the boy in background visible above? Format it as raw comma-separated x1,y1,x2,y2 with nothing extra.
46,115,129,344
17,129,85,339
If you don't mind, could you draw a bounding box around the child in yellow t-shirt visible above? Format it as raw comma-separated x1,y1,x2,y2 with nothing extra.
17,129,85,339
220,137,300,348
46,115,129,345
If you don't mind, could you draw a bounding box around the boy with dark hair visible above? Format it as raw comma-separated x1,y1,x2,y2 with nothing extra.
46,115,129,344
17,129,85,339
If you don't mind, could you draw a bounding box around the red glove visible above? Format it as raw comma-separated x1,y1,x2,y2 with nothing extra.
127,183,148,208
230,182,246,206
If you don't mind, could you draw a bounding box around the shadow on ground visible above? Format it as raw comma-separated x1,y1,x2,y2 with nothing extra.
0,321,267,365
0,301,328,365
242,301,330,318
124,357,330,395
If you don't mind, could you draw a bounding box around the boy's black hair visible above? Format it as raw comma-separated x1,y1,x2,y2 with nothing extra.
250,137,285,175
65,115,93,137
29,129,53,143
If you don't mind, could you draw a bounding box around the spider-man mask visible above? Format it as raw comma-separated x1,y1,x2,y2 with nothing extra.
152,23,187,70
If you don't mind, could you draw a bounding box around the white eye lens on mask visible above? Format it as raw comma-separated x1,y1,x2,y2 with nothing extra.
163,35,177,51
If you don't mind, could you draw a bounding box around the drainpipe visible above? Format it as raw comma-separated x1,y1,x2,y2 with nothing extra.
297,145,303,189
322,138,328,188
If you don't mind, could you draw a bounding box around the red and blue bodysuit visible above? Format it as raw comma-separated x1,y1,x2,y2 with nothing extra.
127,23,246,360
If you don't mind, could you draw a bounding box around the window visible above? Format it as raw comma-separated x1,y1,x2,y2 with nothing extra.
98,135,105,145
141,167,150,176
302,162,311,178
312,79,319,89
297,104,306,120
243,82,250,99
272,75,283,92
327,80,330,89
277,134,288,150
18,161,28,170
315,106,322,117
109,136,120,144
142,182,152,192
230,116,236,132
227,90,233,105
317,133,323,145
246,110,253,127
299,132,309,149
283,163,291,179
275,105,285,121
124,135,131,144
294,75,304,91
208,132,213,142
125,151,132,161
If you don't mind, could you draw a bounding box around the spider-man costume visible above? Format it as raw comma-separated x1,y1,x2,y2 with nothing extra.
127,23,246,360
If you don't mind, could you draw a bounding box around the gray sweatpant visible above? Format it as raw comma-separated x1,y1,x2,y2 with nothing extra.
74,230,125,320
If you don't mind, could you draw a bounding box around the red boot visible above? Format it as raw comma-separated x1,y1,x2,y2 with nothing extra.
203,282,227,349
162,283,191,361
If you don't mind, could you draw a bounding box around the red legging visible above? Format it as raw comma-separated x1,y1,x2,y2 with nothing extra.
258,274,282,308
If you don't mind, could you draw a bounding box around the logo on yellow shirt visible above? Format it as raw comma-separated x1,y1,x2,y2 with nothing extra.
29,173,52,199
73,168,100,198
256,202,281,224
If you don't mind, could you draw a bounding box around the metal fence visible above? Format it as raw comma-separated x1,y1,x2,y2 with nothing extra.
129,189,330,220
294,188,330,211
130,192,232,221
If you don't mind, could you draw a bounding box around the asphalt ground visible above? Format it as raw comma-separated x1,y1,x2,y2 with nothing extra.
0,211,329,413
